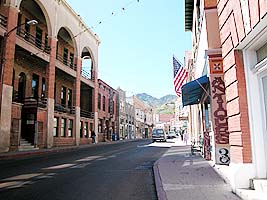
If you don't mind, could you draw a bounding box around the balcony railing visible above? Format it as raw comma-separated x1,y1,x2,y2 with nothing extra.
23,97,47,109
80,109,94,119
16,29,51,54
54,103,75,114
56,53,76,70
81,69,92,80
0,14,7,27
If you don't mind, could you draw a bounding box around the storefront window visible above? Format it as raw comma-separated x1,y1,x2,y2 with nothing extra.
53,117,58,137
84,122,88,138
68,119,73,137
61,118,66,137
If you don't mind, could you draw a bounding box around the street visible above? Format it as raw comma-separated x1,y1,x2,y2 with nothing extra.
0,140,168,200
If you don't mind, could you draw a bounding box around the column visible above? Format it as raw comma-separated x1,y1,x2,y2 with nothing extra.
74,57,81,146
46,37,57,148
0,6,18,152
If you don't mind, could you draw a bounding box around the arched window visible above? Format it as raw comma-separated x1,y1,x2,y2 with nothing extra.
18,72,26,102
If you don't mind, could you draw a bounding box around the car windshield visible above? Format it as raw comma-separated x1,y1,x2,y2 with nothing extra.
156,129,164,134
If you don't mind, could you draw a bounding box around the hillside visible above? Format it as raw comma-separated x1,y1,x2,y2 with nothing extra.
136,93,177,114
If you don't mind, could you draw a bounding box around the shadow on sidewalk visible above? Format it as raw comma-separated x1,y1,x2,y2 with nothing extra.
154,146,241,200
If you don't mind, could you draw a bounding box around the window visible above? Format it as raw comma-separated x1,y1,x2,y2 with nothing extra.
53,117,58,137
25,18,30,41
17,14,22,34
61,118,66,137
103,96,106,111
84,122,88,138
257,42,267,63
35,27,43,48
98,93,101,109
61,86,66,106
113,101,115,114
32,74,39,99
41,78,46,98
90,123,93,134
18,72,26,102
70,53,74,67
68,119,73,137
80,121,83,138
44,33,49,52
63,48,68,65
68,89,72,108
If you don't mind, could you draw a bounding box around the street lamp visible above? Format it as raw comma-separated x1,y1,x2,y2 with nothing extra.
5,19,38,37
0,19,38,81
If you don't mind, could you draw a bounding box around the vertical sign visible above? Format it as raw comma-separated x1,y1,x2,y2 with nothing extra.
209,58,230,165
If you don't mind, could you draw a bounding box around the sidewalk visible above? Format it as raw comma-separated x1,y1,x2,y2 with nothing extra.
153,139,241,200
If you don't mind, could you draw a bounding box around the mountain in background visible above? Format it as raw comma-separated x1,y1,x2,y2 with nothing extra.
136,93,177,114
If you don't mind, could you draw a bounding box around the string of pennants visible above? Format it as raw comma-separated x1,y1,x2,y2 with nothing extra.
74,0,141,38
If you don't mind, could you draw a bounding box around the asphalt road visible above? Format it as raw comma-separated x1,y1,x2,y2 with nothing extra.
0,140,168,200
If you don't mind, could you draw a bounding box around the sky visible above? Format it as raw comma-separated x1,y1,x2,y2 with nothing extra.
66,0,192,98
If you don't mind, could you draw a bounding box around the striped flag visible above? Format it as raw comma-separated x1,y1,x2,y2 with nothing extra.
173,56,188,96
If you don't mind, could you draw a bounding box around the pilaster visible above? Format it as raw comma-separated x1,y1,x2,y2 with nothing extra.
74,57,81,145
46,37,57,148
0,6,18,152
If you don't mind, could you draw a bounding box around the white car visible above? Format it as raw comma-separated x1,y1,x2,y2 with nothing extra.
167,131,177,139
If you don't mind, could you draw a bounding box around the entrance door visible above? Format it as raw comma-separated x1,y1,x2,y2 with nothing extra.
21,111,36,144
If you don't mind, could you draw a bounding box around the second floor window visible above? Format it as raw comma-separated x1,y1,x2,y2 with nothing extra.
25,18,30,40
45,34,49,51
32,74,39,99
68,89,72,108
70,53,74,67
103,96,106,111
98,93,101,109
63,48,68,65
41,78,46,98
35,27,42,48
61,86,66,106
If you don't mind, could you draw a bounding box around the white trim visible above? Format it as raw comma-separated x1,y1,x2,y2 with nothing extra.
237,15,267,50
238,10,267,178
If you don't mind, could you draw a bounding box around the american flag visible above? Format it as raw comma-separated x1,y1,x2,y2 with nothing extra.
173,56,188,96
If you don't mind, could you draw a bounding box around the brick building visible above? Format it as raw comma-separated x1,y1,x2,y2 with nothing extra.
97,79,118,142
184,0,267,194
0,0,100,152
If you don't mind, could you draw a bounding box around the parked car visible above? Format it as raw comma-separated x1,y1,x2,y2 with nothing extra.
152,128,166,142
167,131,177,139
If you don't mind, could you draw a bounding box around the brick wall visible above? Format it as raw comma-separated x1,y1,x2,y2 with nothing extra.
55,72,75,105
217,0,267,163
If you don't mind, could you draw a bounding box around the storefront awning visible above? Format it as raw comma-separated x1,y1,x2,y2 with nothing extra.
182,75,209,106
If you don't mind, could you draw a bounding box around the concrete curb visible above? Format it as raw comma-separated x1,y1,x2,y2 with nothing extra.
153,160,167,200
0,139,141,160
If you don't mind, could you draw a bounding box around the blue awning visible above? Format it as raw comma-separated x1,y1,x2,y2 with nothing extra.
182,75,209,106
